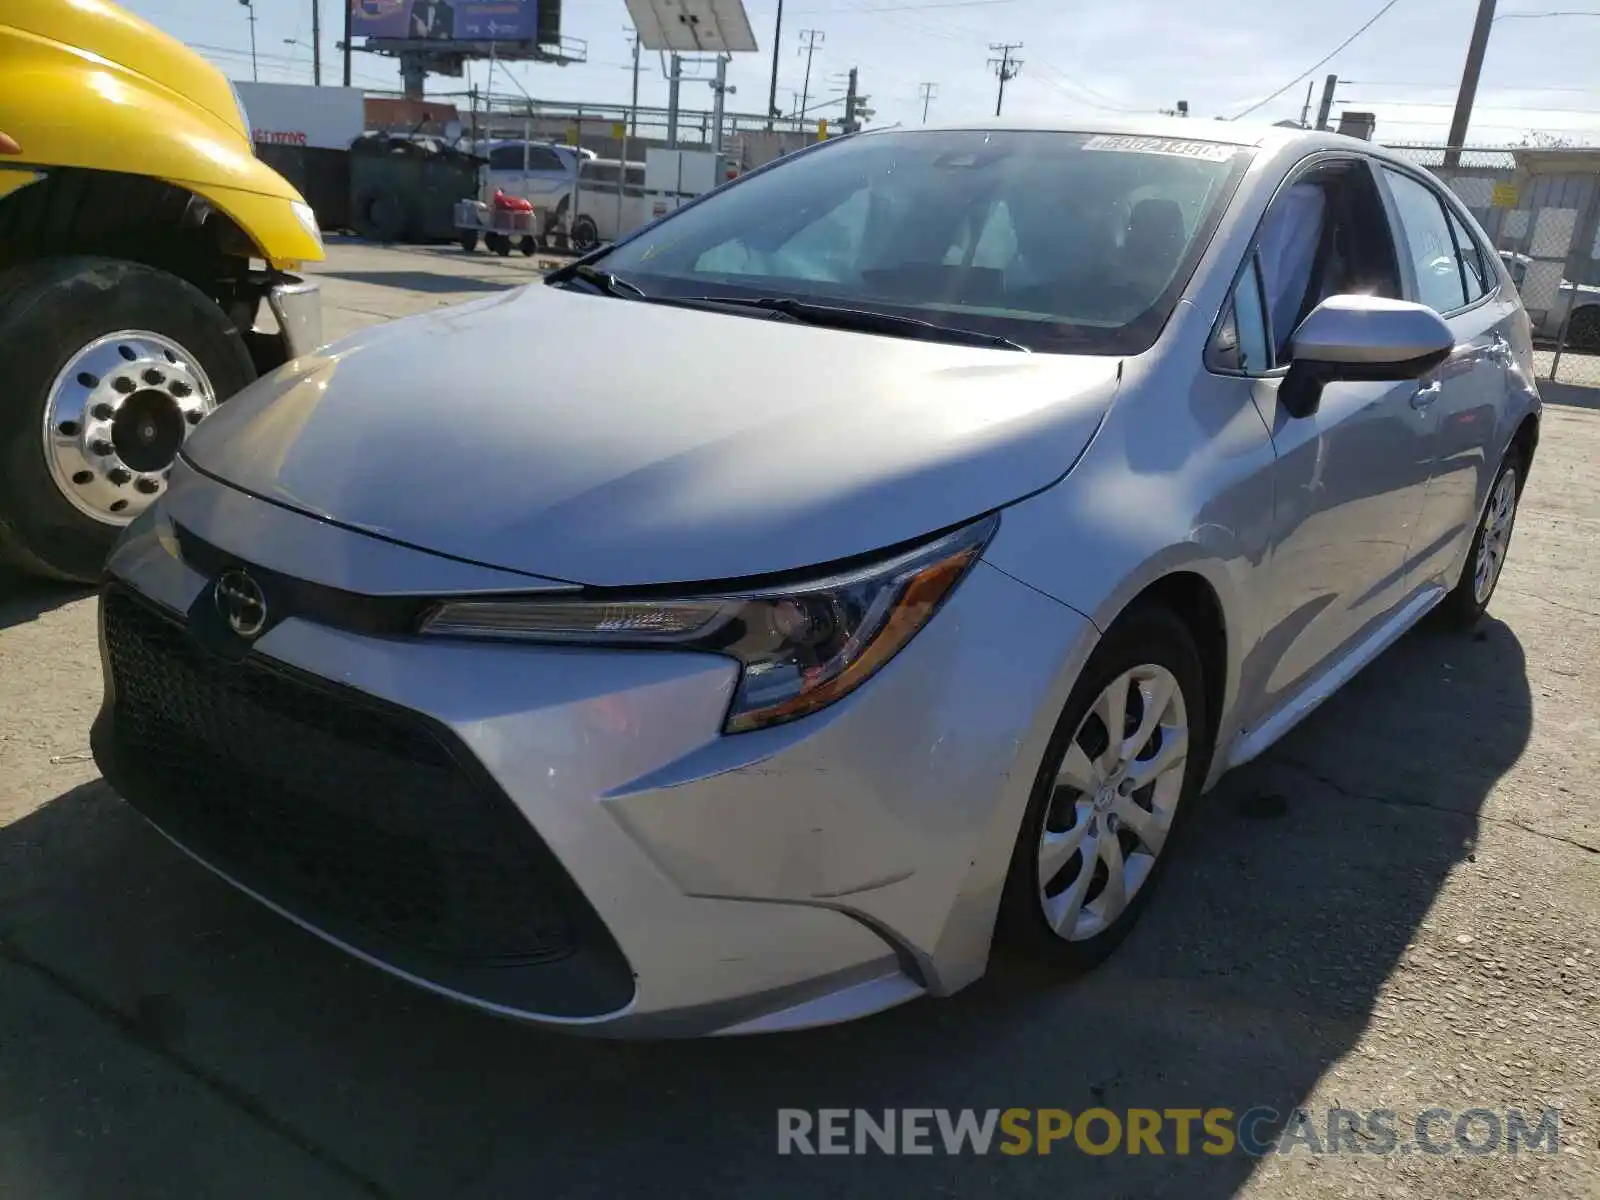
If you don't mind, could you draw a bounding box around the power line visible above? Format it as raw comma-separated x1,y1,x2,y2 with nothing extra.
1231,0,1405,119
1491,8,1600,17
1351,98,1600,115
988,41,1021,117
801,0,1012,9
1029,59,1141,112
1345,78,1600,91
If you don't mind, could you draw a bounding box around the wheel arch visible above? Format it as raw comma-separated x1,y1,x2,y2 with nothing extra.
1511,409,1540,474
0,168,256,307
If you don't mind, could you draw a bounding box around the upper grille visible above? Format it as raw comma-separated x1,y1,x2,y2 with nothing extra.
101,586,576,966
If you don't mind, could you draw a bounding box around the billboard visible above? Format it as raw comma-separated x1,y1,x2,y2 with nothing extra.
350,0,560,44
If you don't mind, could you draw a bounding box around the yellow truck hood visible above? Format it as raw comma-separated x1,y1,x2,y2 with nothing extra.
5,0,246,137
0,0,323,264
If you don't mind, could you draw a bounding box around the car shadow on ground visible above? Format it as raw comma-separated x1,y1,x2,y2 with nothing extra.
1538,378,1600,412
316,270,518,295
0,568,91,632
0,618,1530,1199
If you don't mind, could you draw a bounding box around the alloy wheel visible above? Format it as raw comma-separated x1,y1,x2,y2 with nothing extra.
1037,664,1190,942
1473,466,1519,606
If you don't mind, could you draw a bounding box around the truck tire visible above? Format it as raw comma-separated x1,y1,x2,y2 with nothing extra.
0,256,255,582
353,189,405,242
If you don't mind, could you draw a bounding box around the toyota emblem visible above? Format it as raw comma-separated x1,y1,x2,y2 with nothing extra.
213,570,267,639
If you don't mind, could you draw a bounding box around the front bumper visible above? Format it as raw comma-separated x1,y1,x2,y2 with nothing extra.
266,275,323,360
93,467,1096,1036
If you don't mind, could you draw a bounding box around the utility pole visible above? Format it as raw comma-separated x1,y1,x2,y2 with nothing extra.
1298,79,1314,128
1446,0,1498,166
311,0,322,85
843,67,858,133
240,0,258,82
797,29,824,120
918,81,938,123
766,0,784,130
1314,73,1338,131
667,53,682,147
988,42,1021,117
342,0,352,86
623,27,641,135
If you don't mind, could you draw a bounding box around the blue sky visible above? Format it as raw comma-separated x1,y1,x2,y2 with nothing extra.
120,0,1600,146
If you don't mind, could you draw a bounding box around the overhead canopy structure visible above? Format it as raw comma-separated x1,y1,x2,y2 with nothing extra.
624,0,758,54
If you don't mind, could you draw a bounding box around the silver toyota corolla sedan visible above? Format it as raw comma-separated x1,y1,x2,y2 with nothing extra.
92,117,1541,1037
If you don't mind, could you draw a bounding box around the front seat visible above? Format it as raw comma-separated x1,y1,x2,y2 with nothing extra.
1255,182,1327,355
1122,197,1188,297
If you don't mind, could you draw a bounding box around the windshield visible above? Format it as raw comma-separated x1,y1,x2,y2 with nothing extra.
593,129,1251,354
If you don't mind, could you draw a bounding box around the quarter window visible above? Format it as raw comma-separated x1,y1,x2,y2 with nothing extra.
1446,206,1491,302
1382,168,1470,313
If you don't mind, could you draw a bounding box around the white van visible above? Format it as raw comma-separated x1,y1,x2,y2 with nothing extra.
568,158,649,251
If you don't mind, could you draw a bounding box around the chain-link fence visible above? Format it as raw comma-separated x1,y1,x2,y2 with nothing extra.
1391,144,1600,389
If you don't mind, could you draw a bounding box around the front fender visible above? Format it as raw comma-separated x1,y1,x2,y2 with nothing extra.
0,26,322,267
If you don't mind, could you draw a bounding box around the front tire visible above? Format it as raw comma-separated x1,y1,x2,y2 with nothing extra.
997,605,1210,972
0,257,255,581
458,229,480,253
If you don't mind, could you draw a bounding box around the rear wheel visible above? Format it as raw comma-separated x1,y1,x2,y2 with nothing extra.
519,235,537,257
353,190,405,242
458,229,480,252
1437,445,1524,627
0,256,255,581
998,605,1210,971
486,233,512,257
571,215,600,253
1565,305,1600,353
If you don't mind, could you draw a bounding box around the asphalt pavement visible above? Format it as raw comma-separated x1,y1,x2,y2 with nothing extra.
0,243,1595,1200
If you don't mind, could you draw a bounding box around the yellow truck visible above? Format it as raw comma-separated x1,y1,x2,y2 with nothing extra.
0,0,324,581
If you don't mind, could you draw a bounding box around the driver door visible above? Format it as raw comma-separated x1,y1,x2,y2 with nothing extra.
1224,156,1439,727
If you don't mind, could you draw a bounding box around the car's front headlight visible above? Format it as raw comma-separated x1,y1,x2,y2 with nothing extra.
419,515,998,733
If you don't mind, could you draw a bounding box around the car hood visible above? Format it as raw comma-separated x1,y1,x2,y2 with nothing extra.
182,284,1120,587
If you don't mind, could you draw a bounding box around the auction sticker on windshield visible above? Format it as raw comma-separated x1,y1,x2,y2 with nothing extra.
1082,135,1237,162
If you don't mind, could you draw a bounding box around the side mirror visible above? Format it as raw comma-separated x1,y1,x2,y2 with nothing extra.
1280,294,1454,418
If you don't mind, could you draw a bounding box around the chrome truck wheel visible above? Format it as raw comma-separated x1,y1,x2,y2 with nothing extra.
42,330,217,527
0,256,255,582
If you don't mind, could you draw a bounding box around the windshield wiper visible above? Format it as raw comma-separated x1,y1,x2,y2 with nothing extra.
683,295,1029,352
557,263,648,299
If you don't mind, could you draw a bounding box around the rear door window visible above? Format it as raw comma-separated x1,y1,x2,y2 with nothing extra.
1382,168,1470,313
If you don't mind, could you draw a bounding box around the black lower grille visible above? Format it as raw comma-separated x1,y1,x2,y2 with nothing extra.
100,586,577,967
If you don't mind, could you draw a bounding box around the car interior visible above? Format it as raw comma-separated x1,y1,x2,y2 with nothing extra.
1252,160,1404,360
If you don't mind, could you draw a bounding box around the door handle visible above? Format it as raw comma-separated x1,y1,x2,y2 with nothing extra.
1411,381,1442,410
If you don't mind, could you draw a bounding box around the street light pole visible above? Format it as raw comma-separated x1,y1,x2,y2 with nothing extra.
240,0,258,81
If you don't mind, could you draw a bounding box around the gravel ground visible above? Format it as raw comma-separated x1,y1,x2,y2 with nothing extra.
0,245,1594,1199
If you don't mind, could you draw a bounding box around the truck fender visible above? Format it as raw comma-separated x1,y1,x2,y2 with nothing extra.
0,32,320,266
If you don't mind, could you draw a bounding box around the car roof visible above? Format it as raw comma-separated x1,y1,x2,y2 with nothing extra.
865,114,1412,164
